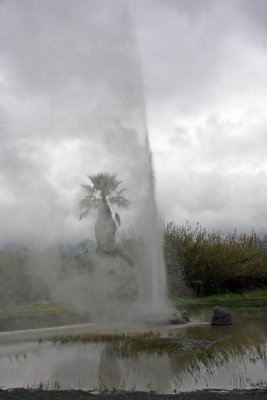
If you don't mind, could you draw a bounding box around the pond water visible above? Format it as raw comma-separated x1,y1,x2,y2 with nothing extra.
0,309,266,393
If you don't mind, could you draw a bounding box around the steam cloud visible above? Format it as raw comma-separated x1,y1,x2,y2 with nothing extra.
0,0,167,318
0,0,147,246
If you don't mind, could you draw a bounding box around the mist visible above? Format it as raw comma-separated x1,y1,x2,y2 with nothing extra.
0,0,168,318
0,0,147,245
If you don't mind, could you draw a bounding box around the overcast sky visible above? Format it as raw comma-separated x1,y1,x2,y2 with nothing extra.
1,0,267,245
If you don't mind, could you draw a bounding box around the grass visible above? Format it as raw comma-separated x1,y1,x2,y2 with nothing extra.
0,303,73,318
49,331,182,356
173,288,267,309
164,221,267,296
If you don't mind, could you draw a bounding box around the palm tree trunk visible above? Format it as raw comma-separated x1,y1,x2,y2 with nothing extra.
95,203,117,253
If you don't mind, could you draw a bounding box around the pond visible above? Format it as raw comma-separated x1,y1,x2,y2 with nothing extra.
0,309,266,393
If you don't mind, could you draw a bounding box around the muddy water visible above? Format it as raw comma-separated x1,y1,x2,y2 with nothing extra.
0,309,266,393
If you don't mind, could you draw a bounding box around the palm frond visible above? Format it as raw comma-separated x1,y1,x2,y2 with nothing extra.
79,210,89,221
81,184,95,195
88,173,122,196
109,195,130,208
80,173,130,227
115,187,127,196
79,198,101,210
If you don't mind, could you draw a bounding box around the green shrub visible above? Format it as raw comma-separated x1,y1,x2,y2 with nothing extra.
0,252,49,304
164,222,267,297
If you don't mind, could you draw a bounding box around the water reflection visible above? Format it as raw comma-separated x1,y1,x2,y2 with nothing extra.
98,345,121,390
0,311,266,392
168,333,267,391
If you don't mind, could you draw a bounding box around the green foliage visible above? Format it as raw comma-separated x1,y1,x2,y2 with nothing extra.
164,221,267,297
51,331,181,355
79,172,130,227
88,173,122,195
0,252,52,304
80,172,131,252
0,303,72,318
174,289,267,309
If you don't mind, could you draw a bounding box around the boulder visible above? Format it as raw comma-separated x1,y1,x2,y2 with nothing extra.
181,311,190,322
211,306,232,326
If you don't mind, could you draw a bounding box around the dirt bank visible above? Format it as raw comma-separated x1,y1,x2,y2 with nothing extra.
0,389,266,400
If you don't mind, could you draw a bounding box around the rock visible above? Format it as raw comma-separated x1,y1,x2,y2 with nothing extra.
211,306,232,326
181,311,190,322
169,310,190,325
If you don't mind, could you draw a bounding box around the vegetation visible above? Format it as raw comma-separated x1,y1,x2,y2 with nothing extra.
0,252,48,304
24,327,267,391
49,320,267,362
1,220,267,309
174,289,267,309
50,331,181,355
0,303,72,318
164,222,267,297
79,173,130,252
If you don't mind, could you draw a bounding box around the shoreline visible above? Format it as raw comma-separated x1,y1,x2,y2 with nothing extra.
0,389,266,400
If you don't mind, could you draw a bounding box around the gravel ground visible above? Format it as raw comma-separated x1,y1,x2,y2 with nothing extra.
0,390,266,400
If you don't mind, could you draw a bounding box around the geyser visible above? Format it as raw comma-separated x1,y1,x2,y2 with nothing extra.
140,133,168,315
0,0,173,323
70,0,170,321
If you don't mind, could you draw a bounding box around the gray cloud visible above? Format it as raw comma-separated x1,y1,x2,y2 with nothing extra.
1,0,267,244
0,0,149,244
128,0,267,233
169,127,191,147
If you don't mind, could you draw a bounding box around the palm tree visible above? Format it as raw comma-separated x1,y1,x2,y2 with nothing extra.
79,173,130,253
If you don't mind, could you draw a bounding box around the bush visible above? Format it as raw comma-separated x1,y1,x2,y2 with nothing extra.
164,222,267,297
0,252,50,304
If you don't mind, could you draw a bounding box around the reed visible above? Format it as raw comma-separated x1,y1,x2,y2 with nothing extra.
164,221,267,296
